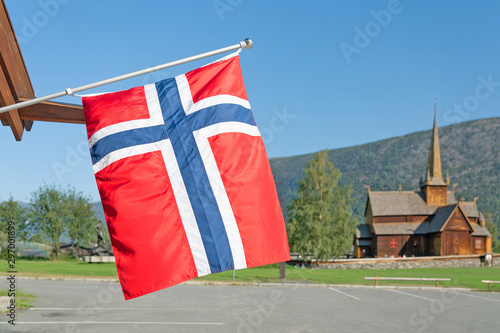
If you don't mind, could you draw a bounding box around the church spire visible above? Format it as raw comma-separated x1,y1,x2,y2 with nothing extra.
425,102,445,185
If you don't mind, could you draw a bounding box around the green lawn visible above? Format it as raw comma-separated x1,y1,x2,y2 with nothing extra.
200,264,500,290
1,260,499,291
199,266,500,291
0,259,118,279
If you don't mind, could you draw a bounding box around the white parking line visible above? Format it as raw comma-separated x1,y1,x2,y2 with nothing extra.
452,291,500,303
0,321,224,325
328,287,360,300
29,307,216,311
386,289,434,302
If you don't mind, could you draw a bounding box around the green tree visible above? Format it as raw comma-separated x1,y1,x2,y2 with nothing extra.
67,189,100,258
0,196,31,243
30,185,68,257
287,150,358,260
30,185,101,258
485,213,500,253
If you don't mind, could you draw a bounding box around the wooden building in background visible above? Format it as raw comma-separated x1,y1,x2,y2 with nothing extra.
0,0,84,141
354,112,492,258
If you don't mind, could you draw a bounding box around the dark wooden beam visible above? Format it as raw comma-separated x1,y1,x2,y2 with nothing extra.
22,119,33,131
0,65,23,140
0,0,35,99
4,108,23,139
1,1,87,139
17,99,84,124
1,0,37,139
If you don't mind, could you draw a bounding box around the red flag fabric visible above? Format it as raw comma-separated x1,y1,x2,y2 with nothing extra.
82,54,290,299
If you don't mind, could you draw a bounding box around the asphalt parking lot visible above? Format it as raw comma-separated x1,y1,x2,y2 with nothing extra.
1,278,499,333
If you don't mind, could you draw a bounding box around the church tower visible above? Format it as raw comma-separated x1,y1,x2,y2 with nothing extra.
420,105,449,206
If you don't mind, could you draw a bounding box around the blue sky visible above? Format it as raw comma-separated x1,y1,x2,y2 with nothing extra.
2,0,500,202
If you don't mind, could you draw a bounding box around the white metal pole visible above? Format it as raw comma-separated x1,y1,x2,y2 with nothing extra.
0,39,253,115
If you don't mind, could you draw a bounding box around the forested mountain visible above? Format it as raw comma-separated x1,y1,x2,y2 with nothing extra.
270,117,500,231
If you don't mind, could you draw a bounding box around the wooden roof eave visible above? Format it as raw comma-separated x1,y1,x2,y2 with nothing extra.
0,0,36,140
16,98,84,124
1,98,85,139
1,0,86,139
0,69,22,139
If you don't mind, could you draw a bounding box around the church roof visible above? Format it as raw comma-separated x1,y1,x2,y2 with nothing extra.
479,212,486,222
427,204,458,233
356,224,372,238
424,107,446,186
367,189,464,217
459,202,479,218
368,191,437,216
373,222,429,235
427,204,477,234
362,201,489,237
471,223,492,237
355,239,372,246
447,191,457,204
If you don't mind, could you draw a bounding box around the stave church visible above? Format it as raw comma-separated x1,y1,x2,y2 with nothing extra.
354,112,492,258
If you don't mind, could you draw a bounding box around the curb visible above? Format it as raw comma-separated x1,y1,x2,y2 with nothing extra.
187,280,474,292
16,276,119,283
13,276,475,292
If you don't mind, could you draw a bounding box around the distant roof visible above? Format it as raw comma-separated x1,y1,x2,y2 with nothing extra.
356,239,372,246
361,219,491,237
471,224,492,237
367,190,465,217
360,203,490,238
368,191,437,216
427,205,457,233
373,222,429,235
356,224,372,238
424,110,446,186
479,212,485,222
447,192,457,204
460,202,479,218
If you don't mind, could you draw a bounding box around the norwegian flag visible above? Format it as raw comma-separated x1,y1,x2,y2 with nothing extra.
82,54,290,300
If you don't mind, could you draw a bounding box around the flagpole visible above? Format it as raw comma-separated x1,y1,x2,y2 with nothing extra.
0,38,253,115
